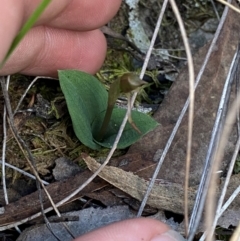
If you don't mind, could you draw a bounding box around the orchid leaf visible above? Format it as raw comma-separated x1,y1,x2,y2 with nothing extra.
58,70,159,150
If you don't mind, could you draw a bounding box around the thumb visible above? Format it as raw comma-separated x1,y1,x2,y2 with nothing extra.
73,218,185,241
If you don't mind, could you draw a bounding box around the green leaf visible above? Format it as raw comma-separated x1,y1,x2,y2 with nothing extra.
58,70,159,150
93,108,159,149
59,70,107,150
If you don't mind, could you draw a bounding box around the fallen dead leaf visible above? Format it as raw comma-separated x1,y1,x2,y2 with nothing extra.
83,155,240,214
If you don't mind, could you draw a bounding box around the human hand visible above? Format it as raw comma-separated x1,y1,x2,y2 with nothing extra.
0,0,122,76
73,218,185,241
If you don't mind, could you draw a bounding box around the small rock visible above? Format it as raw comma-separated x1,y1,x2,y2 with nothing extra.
53,157,82,181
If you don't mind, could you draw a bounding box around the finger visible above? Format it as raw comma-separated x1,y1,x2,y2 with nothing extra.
22,0,122,30
46,0,122,31
0,0,72,62
73,218,170,241
0,27,107,76
0,0,121,63
23,0,122,30
0,0,24,61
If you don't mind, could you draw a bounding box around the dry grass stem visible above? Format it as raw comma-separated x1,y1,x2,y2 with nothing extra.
1,76,10,205
0,159,49,184
13,76,56,115
136,0,169,216
202,45,240,241
187,4,230,239
0,76,74,237
206,69,240,241
210,0,221,20
165,0,195,235
216,0,240,13
230,222,240,241
1,76,21,234
200,136,240,241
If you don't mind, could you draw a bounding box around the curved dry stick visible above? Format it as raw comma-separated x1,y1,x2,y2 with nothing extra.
168,0,195,235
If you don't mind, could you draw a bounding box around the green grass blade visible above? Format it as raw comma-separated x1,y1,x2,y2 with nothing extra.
0,0,51,68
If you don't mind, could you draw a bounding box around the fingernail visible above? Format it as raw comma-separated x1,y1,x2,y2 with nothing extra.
151,230,186,241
